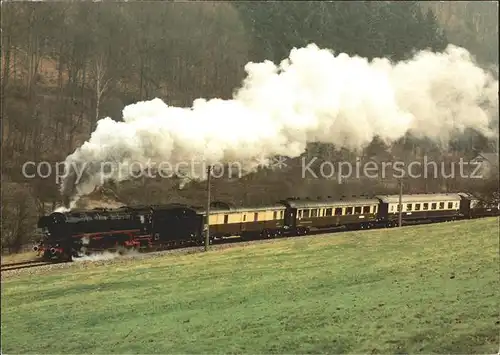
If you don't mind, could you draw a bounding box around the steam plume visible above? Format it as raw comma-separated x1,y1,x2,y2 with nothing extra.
60,43,498,207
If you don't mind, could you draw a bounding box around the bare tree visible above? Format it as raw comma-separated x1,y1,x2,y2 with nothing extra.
1,182,38,253
88,54,111,134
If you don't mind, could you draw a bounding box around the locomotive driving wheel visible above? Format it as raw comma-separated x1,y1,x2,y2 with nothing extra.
61,251,73,262
116,245,131,256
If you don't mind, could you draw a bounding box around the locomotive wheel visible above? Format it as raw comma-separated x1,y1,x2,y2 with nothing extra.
202,236,214,245
62,252,73,262
42,250,52,261
116,246,129,256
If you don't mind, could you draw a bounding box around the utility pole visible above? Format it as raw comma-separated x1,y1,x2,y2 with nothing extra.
205,165,212,251
398,178,403,227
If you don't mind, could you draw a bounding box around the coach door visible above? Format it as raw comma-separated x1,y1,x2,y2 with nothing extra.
240,212,247,232
283,208,296,229
460,198,472,218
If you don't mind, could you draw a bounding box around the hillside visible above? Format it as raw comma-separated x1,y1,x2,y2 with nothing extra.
1,2,498,253
420,1,499,66
1,217,499,353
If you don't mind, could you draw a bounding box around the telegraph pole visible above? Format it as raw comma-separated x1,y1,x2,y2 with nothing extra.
205,165,212,251
398,178,403,227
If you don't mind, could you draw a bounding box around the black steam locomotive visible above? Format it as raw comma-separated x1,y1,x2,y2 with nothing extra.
35,204,204,261
34,192,499,261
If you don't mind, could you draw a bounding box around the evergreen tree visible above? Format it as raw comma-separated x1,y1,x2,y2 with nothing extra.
235,1,449,62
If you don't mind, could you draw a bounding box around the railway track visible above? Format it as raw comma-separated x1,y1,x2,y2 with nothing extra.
1,260,57,272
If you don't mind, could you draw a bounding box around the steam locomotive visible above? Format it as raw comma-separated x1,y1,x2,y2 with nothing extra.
34,192,499,261
35,204,204,261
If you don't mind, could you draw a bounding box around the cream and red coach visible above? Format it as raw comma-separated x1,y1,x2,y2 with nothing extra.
201,203,287,240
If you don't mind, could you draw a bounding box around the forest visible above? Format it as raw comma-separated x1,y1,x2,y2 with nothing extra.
1,1,498,252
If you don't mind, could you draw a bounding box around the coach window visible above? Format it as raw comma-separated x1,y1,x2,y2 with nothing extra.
354,206,362,214
335,208,342,216
362,206,370,214
243,214,246,222
325,208,332,216
273,211,277,220
439,202,445,209
431,203,437,210
224,215,229,224
415,204,421,211
423,203,428,210
447,202,453,209
406,204,412,211
303,209,310,218
311,209,318,217
298,210,303,219
254,212,258,221
280,211,284,219
396,204,401,212
346,207,353,215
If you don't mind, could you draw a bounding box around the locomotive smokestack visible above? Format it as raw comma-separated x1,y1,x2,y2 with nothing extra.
60,166,80,208
62,196,71,209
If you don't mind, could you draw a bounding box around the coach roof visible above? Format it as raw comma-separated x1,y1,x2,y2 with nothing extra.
196,203,286,214
231,204,287,213
375,193,462,204
284,198,379,209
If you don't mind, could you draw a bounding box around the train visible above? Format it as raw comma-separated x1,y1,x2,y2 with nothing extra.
34,192,499,262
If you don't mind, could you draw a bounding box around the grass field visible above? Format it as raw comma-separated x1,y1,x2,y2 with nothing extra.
1,251,39,265
1,218,499,354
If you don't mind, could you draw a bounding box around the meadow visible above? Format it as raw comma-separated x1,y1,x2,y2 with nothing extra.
1,217,499,353
1,251,39,265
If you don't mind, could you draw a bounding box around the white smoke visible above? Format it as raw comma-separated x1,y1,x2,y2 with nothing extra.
54,206,69,213
74,249,141,262
54,202,76,213
60,43,498,205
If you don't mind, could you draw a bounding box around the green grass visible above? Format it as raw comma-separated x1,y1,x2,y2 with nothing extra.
1,251,38,265
2,218,499,354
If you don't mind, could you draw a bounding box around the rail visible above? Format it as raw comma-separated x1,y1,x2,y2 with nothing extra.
1,260,59,272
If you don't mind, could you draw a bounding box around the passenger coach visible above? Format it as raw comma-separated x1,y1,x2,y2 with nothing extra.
280,197,380,234
199,202,287,241
375,193,463,226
